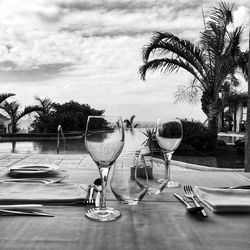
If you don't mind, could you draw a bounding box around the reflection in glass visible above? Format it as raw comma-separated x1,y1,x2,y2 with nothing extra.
84,116,124,222
156,118,183,190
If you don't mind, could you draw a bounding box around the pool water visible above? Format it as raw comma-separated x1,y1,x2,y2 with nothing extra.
0,129,148,154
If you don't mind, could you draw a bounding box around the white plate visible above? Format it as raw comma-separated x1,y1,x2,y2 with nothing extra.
8,164,60,175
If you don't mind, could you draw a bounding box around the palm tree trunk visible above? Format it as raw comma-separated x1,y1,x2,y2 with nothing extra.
244,30,250,172
207,116,218,149
233,106,237,132
201,94,221,149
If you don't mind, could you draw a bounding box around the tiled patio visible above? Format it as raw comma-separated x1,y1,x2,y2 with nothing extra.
0,153,96,170
0,153,244,172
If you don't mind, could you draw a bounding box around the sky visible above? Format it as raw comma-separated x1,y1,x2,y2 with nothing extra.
0,0,249,124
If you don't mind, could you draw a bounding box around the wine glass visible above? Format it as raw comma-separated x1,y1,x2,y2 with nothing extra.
84,116,125,222
155,118,183,190
110,152,149,205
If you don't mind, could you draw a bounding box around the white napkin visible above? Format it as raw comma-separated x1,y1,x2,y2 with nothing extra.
0,182,89,205
194,186,250,213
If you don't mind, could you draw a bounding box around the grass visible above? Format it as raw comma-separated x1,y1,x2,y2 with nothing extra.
173,145,244,169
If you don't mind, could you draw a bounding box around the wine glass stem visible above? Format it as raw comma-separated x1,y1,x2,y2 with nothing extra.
163,152,172,181
99,166,110,210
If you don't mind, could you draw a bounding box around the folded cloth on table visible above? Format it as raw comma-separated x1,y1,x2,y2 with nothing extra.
194,186,250,213
0,182,89,205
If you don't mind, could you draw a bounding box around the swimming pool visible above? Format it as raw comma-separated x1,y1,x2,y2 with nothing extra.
0,129,148,154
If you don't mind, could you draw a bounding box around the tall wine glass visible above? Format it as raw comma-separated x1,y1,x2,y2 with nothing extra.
85,116,125,222
156,118,183,190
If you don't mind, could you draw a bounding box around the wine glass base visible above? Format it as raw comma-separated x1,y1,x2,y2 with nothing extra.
156,178,181,188
85,207,121,222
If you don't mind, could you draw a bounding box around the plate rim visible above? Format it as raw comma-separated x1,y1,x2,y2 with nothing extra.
8,164,60,174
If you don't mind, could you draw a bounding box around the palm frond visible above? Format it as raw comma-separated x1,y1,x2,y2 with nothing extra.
35,96,53,115
18,105,42,120
237,51,248,80
130,115,136,124
175,80,201,104
0,101,19,117
209,2,233,26
0,93,15,104
224,27,243,56
139,58,203,87
141,32,206,78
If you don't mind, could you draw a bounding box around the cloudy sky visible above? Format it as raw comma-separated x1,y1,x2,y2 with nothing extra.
0,0,249,123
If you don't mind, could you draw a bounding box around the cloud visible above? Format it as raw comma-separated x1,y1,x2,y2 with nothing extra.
1,0,248,76
0,62,73,82
0,0,249,122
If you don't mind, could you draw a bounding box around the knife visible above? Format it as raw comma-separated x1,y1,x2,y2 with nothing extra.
0,209,54,217
2,179,45,183
9,168,47,172
190,194,207,217
220,185,250,189
0,204,43,209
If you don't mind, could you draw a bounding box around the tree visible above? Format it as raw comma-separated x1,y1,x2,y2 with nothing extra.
124,115,139,129
32,96,54,133
31,100,105,133
0,101,41,133
139,2,245,149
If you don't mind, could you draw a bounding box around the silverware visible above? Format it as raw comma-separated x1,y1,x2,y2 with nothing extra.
0,204,43,209
2,175,69,184
173,193,204,214
184,185,207,217
9,168,48,172
221,185,250,189
0,209,54,217
83,185,95,206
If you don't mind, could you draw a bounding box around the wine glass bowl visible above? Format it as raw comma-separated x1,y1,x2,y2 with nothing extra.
84,116,124,222
110,153,149,205
156,118,183,190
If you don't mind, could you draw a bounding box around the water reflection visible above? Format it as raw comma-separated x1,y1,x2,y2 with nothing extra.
0,129,148,154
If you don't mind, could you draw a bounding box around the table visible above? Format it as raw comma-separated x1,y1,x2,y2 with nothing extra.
1,166,250,250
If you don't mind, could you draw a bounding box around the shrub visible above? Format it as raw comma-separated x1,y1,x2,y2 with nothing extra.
234,139,245,155
178,119,213,152
141,119,213,155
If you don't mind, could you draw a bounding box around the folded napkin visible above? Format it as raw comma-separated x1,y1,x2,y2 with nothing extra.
0,182,89,205
194,186,250,213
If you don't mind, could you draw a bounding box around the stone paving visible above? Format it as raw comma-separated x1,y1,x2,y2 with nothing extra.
0,152,175,173
0,153,243,172
0,153,96,170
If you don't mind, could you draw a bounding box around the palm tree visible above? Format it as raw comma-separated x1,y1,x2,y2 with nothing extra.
139,2,245,148
0,101,41,133
124,115,139,129
34,96,53,133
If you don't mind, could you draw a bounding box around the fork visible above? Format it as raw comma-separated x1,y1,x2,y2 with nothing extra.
2,175,69,184
83,185,95,207
183,185,207,217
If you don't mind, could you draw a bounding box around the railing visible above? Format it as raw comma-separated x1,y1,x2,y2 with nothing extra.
57,125,67,154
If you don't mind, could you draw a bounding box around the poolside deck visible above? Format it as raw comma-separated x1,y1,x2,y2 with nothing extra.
0,153,95,170
0,153,244,172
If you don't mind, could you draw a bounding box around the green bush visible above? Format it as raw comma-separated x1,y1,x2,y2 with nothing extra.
177,119,213,152
141,119,213,155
